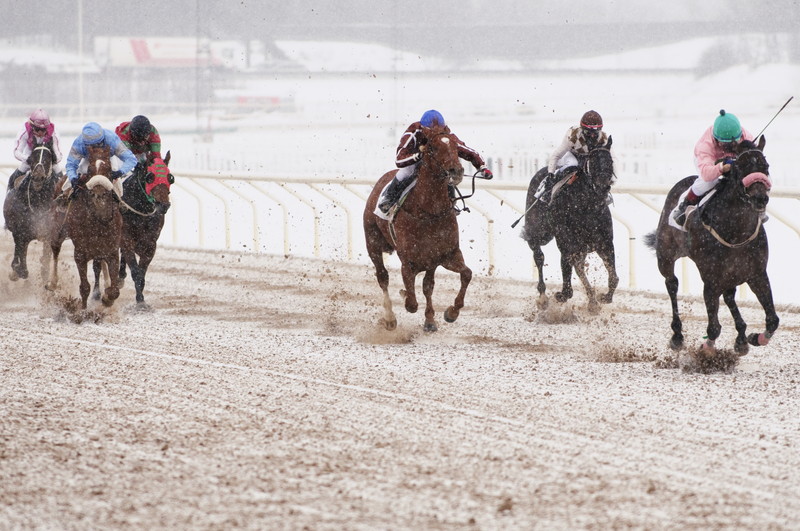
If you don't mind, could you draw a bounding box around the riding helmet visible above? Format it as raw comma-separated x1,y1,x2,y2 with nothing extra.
712,110,742,143
29,108,51,128
580,110,603,130
130,115,151,142
420,109,446,128
81,122,104,145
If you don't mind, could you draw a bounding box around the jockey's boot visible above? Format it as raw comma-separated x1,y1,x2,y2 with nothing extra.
6,169,23,191
377,176,411,215
673,190,700,226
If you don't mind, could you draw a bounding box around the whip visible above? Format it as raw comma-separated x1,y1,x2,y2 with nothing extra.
755,96,793,140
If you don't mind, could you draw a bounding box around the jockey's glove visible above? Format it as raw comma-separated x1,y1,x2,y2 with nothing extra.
479,166,493,179
110,170,123,180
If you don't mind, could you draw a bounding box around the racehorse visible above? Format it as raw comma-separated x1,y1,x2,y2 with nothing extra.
47,143,122,309
644,136,778,355
92,152,174,309
3,143,57,281
364,124,472,332
520,140,618,313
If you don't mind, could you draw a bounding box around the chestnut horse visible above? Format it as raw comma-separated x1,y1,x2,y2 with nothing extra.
92,152,174,309
521,141,618,313
3,143,56,281
364,124,471,332
644,136,779,355
47,143,122,309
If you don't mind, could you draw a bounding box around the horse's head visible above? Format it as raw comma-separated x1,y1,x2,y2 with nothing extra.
730,136,771,213
419,124,464,186
26,144,54,191
582,136,616,196
86,143,112,178
84,175,118,222
144,151,174,214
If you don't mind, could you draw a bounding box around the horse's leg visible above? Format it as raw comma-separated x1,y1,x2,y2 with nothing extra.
10,234,31,280
421,269,438,332
119,252,127,284
366,241,396,331
440,249,472,325
571,255,600,314
74,252,91,309
656,254,683,350
701,285,722,355
532,245,548,308
746,273,780,347
102,253,121,307
125,250,146,304
597,246,619,304
554,253,574,303
722,288,749,355
91,260,102,300
46,235,64,291
400,262,419,314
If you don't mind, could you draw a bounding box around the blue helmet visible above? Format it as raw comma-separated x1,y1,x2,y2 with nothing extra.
420,109,445,128
81,122,104,145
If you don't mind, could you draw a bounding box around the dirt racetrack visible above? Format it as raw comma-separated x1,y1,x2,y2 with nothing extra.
1,236,800,530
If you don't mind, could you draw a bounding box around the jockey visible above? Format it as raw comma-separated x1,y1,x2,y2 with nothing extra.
540,110,611,203
62,122,138,200
7,109,64,190
115,115,162,165
376,109,491,218
672,109,754,225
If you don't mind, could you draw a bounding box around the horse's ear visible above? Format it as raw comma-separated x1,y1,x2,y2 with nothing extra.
164,151,171,166
757,135,766,151
606,135,612,149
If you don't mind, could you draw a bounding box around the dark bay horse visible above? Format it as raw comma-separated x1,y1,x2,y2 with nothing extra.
92,152,174,309
521,140,618,313
364,124,472,332
47,143,122,309
644,136,778,355
3,143,57,281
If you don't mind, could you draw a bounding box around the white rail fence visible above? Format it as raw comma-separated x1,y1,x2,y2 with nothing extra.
2,165,798,302
162,170,800,303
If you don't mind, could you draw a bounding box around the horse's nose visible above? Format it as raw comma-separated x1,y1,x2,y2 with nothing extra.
156,202,171,214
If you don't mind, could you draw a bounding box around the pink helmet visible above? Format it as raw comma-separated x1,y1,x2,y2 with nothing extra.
29,108,51,129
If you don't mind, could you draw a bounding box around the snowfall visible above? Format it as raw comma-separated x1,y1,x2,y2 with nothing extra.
1,36,800,529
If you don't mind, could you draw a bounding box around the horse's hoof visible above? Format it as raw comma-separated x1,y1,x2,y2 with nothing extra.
423,321,438,333
91,290,101,301
45,282,58,292
669,335,684,351
9,271,19,282
135,302,153,313
444,306,459,323
587,301,601,314
747,332,770,346
699,340,716,357
599,293,614,304
118,277,125,288
381,318,397,331
536,294,549,310
734,341,749,356
555,292,569,303
405,302,418,313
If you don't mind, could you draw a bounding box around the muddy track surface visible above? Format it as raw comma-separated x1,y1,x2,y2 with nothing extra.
1,238,800,529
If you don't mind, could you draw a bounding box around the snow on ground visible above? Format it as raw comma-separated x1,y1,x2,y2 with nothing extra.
1,236,800,528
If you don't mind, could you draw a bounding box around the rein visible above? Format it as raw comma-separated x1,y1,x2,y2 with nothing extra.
701,218,762,248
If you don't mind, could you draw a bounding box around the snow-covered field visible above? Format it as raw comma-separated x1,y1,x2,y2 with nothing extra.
2,36,800,528
1,238,800,529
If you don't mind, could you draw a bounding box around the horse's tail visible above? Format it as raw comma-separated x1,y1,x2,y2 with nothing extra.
643,231,657,251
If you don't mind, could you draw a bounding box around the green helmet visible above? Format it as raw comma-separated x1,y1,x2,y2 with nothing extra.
712,110,742,142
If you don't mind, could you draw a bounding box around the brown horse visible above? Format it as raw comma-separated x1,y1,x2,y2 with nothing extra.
364,124,472,332
92,152,174,309
47,143,122,309
3,143,57,281
644,136,779,356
